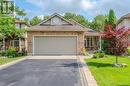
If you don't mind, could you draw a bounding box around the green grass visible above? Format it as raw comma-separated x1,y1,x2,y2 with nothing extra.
85,55,130,86
0,57,24,65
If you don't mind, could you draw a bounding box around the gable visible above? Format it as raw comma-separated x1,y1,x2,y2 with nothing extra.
39,14,73,26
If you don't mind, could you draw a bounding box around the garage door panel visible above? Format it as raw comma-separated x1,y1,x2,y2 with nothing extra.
34,36,77,55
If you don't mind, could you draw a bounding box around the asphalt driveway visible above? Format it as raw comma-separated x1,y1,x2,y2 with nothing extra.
0,58,82,86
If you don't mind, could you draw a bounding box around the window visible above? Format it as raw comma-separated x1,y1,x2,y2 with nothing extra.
10,40,19,48
14,40,19,47
16,24,19,28
85,37,93,48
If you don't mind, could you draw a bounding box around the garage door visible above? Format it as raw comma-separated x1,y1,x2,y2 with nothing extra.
33,36,77,55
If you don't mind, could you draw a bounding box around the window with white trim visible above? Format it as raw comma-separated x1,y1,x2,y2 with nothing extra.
85,37,93,48
10,40,19,48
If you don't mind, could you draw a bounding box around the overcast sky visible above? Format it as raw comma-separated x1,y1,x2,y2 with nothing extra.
16,0,130,20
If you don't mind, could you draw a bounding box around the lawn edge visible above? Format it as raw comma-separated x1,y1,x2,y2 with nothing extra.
0,56,28,70
78,56,98,86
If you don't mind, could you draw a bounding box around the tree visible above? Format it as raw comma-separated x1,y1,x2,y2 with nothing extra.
24,18,30,25
64,12,89,27
102,9,117,52
64,13,76,20
89,15,106,31
0,15,26,39
30,16,42,26
105,9,117,28
102,25,130,65
15,6,26,17
44,16,50,20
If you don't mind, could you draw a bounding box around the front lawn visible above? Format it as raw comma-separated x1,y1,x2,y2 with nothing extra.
0,57,24,65
85,55,130,86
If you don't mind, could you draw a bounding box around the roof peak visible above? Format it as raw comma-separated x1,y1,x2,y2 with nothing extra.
38,13,74,26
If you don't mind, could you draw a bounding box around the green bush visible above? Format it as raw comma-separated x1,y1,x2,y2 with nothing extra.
93,52,105,58
17,51,27,57
0,48,27,58
6,47,17,58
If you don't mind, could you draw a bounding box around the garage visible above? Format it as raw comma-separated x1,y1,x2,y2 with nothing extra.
33,36,77,55
27,13,86,55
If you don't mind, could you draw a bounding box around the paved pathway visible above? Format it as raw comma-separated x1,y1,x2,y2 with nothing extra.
0,58,82,86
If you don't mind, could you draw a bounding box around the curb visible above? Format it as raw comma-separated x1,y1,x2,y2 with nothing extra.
77,56,98,86
0,57,28,70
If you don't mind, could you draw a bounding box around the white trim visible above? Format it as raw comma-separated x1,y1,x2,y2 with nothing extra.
32,35,78,56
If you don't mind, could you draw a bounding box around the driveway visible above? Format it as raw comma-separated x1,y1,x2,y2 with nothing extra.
0,56,82,86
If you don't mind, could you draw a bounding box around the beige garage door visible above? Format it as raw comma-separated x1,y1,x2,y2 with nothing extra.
33,36,77,55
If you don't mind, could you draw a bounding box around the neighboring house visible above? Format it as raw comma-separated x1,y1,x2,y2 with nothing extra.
27,13,101,55
117,13,130,45
117,13,130,28
0,20,29,52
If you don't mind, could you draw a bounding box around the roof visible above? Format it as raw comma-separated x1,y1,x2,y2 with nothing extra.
38,13,73,26
117,13,130,24
15,20,30,27
28,13,100,36
28,26,87,32
85,29,100,36
15,20,26,23
85,31,100,36
28,13,87,31
69,19,85,28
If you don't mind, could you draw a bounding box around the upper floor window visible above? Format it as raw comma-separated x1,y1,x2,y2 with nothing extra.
16,24,19,28
15,23,25,29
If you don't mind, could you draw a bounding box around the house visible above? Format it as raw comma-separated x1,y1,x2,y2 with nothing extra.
117,13,130,28
13,20,29,51
117,13,130,45
0,20,29,52
27,13,101,55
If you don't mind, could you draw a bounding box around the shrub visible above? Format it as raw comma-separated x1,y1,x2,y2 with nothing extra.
5,47,17,58
17,51,27,57
0,48,27,58
93,52,105,58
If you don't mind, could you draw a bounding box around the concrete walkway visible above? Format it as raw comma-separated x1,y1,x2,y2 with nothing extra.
28,56,77,60
78,56,98,86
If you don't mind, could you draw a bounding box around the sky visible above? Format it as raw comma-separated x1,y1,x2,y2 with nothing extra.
16,0,130,20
